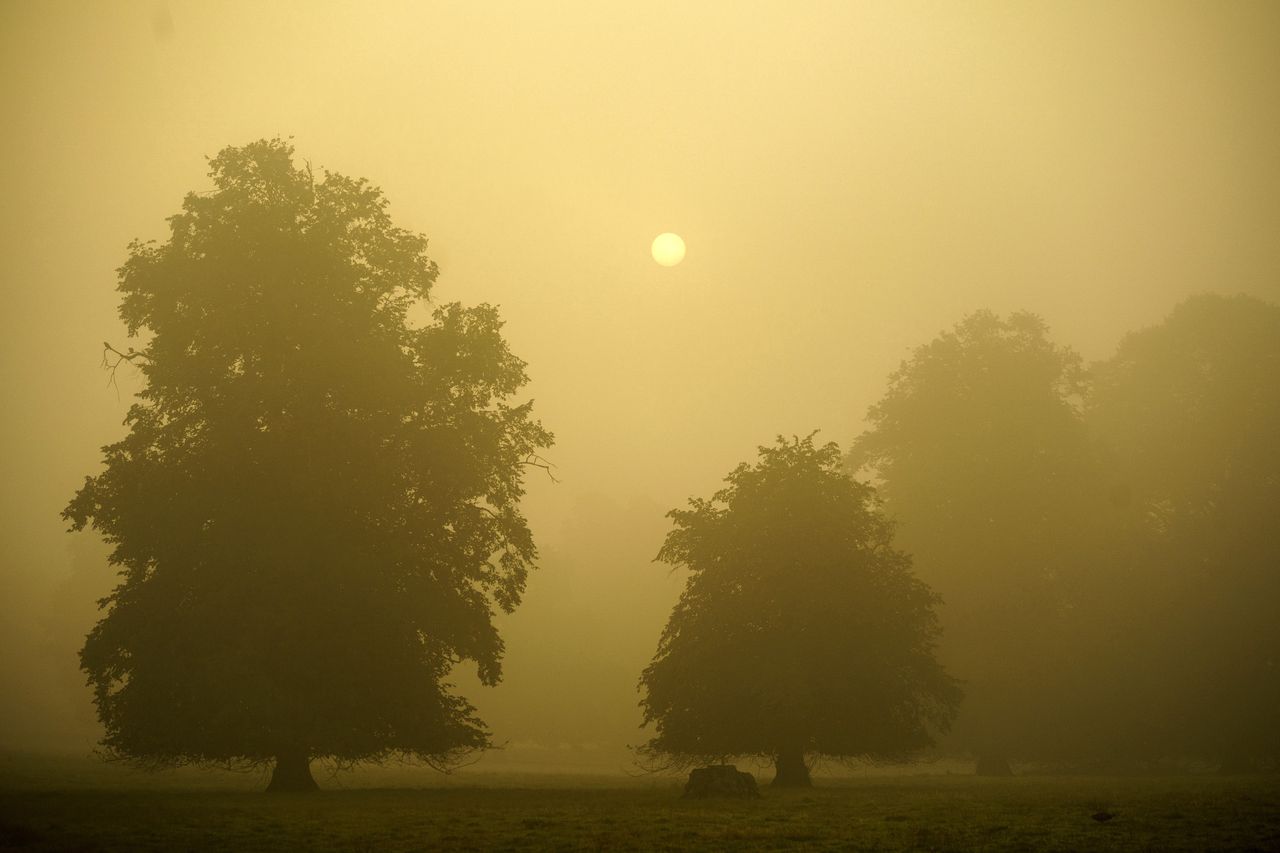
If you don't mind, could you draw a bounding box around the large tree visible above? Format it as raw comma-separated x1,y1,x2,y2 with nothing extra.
63,139,552,790
1088,294,1280,769
847,311,1095,772
639,435,960,787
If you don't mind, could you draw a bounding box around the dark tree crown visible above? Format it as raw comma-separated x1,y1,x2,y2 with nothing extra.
65,139,552,770
639,434,961,767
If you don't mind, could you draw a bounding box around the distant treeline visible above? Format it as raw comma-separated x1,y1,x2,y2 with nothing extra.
845,298,1279,774
637,295,1278,782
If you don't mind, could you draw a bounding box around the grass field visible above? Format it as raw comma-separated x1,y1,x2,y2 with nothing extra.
2,754,1278,851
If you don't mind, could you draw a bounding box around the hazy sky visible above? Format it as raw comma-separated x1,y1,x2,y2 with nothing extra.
2,0,1278,753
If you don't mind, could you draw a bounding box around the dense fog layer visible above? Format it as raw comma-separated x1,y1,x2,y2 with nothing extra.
2,2,1278,772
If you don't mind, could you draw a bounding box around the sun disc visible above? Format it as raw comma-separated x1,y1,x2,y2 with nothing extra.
651,232,686,267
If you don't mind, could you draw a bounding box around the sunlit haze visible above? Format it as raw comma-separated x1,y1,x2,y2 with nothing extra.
2,0,1278,780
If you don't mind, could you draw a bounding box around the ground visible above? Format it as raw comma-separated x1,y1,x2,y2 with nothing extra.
1,754,1277,851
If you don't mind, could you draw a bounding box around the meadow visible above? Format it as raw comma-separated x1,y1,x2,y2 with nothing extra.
2,754,1278,851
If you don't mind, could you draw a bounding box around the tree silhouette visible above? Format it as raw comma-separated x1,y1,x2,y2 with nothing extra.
639,435,960,786
848,311,1093,772
1088,293,1280,770
63,139,552,790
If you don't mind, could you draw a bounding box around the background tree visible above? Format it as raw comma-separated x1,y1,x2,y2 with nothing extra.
1087,294,1280,770
639,435,960,787
63,139,552,791
847,311,1096,773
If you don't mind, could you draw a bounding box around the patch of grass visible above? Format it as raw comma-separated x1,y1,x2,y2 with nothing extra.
1,759,1278,851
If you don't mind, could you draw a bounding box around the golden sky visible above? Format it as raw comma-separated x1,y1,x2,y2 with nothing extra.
2,0,1278,753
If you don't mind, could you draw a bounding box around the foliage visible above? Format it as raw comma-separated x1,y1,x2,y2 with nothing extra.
849,299,1280,766
849,311,1090,573
639,435,960,770
847,311,1096,761
1087,294,1280,764
63,139,552,771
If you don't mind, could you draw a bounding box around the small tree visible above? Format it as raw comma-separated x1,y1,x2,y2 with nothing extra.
638,435,960,786
64,139,552,790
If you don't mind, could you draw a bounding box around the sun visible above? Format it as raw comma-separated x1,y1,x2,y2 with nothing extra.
651,232,686,267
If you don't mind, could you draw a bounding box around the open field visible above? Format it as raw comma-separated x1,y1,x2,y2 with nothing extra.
2,755,1278,851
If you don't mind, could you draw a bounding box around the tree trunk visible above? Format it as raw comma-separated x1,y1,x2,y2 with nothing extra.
266,750,319,792
975,752,1014,777
771,748,812,788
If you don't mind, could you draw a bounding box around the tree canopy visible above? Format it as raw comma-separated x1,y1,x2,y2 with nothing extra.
848,299,1280,771
848,311,1095,769
639,435,960,786
1087,294,1280,768
63,139,552,789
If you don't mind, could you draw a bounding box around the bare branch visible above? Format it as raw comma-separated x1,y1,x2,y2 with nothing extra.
101,342,151,398
521,453,559,483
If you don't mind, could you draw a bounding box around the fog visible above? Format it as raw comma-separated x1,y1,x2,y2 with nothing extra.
2,1,1278,773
